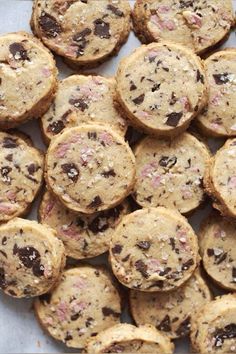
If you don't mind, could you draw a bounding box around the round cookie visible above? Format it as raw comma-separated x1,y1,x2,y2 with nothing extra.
130,269,212,339
41,75,128,144
133,132,210,214
35,266,121,349
86,323,174,354
39,190,129,259
0,218,65,298
31,0,131,68
0,31,57,129
45,125,136,214
116,42,207,137
0,131,44,222
190,294,236,354
199,213,236,291
204,138,236,218
197,49,236,137
132,0,234,54
109,207,199,292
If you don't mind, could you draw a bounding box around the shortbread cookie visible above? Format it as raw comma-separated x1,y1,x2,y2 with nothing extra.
0,131,44,222
199,213,236,291
130,269,212,339
204,138,236,218
31,0,131,68
110,207,198,292
86,323,174,354
35,266,121,349
197,50,236,137
41,75,128,144
116,42,207,137
132,0,234,54
191,294,236,353
45,125,136,214
133,132,210,214
39,190,129,259
0,31,57,129
0,218,65,298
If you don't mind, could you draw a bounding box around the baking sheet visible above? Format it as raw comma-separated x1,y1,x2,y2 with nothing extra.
0,0,235,352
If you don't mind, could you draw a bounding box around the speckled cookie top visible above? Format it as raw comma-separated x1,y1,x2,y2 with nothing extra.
116,42,207,135
110,207,199,292
41,75,128,143
0,131,44,222
45,125,136,214
35,266,121,349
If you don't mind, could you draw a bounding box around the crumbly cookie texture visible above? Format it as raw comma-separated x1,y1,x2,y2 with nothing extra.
35,266,121,349
116,42,207,137
0,31,57,129
110,207,199,292
41,75,128,144
0,131,44,222
132,0,234,54
130,269,212,339
204,138,236,218
45,125,136,214
199,213,236,291
0,218,65,298
31,0,131,68
39,190,129,259
190,294,236,354
133,132,210,214
197,49,236,137
86,323,174,354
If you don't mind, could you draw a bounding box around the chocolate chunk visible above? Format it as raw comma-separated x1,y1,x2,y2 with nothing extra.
47,120,65,134
176,316,191,337
135,259,148,278
0,267,6,289
102,307,120,318
213,324,236,347
2,137,17,148
69,98,88,111
122,254,130,262
132,93,145,105
39,293,51,304
73,28,92,56
93,19,111,39
181,258,194,271
130,81,137,91
0,166,12,183
159,156,177,168
64,332,73,341
157,315,171,332
85,317,94,327
215,252,227,265
105,344,125,353
88,216,109,234
207,248,214,257
232,267,236,283
87,132,97,140
166,112,183,127
151,83,161,92
9,43,28,61
88,196,103,208
61,163,79,182
2,236,7,245
111,244,123,254
5,154,13,162
159,267,171,276
104,205,123,219
213,73,230,85
136,241,150,250
39,12,62,38
196,69,204,83
0,250,7,258
101,169,116,178
71,313,80,321
107,4,124,17
179,0,194,8
32,262,45,277
76,217,85,228
15,246,40,268
27,164,39,176
170,237,176,251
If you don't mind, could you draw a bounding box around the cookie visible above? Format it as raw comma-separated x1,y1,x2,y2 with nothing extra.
199,213,236,291
86,323,174,353
45,125,136,214
41,75,128,144
0,131,44,222
39,190,129,259
31,0,131,69
197,49,236,137
0,31,57,129
130,269,212,339
133,132,210,214
132,0,234,54
109,207,199,292
204,138,236,218
190,294,236,353
0,218,65,298
115,42,207,137
35,266,121,349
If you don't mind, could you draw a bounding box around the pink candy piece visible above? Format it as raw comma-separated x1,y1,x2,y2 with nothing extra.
146,258,161,273
136,111,151,120
0,203,16,214
214,228,226,239
65,45,77,57
70,300,88,314
181,185,193,200
44,316,54,326
42,67,51,78
179,96,191,111
6,190,16,202
56,301,69,322
210,93,222,106
44,200,55,218
80,147,94,166
140,162,157,178
59,225,81,240
92,76,103,85
73,277,87,289
156,5,170,14
152,175,162,188
228,176,236,188
99,132,113,146
55,142,70,158
151,15,176,31
185,13,202,28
